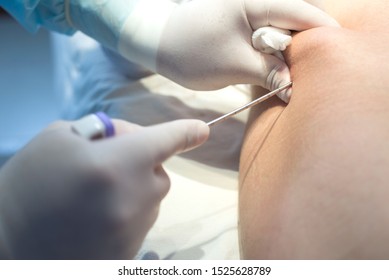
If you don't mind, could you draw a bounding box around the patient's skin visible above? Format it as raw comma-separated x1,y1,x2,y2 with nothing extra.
239,0,389,259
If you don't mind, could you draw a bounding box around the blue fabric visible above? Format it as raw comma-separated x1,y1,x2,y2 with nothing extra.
68,0,139,50
0,0,139,49
0,0,75,34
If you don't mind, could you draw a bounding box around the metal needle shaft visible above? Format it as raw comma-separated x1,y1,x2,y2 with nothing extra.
206,82,292,127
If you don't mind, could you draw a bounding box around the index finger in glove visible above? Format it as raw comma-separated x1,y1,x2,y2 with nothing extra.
135,119,210,165
111,119,142,135
245,0,339,31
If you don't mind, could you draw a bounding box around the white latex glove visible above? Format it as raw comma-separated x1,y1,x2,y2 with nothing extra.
117,0,339,101
65,0,338,101
0,118,209,259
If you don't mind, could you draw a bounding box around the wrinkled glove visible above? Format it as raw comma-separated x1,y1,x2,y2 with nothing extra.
3,0,337,102
65,0,338,102
117,0,339,100
0,118,209,259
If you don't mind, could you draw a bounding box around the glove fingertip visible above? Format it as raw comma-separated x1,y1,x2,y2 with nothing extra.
185,120,210,152
277,87,292,103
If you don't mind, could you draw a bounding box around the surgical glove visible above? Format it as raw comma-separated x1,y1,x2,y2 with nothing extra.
0,118,209,259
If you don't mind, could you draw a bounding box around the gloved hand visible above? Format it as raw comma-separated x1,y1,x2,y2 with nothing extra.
0,118,209,259
64,0,338,102
2,0,337,102
117,0,339,101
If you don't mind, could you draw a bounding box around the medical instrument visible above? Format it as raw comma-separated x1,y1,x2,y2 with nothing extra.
206,82,292,127
72,112,115,140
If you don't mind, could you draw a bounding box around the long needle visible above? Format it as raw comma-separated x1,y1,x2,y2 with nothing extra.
206,82,293,127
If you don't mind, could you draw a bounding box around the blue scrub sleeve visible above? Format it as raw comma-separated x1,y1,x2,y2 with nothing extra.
0,0,140,51
0,0,75,34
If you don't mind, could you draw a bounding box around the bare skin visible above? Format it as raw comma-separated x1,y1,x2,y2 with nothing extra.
239,0,389,259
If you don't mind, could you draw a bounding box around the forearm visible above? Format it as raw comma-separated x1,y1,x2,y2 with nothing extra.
0,0,176,70
0,0,149,38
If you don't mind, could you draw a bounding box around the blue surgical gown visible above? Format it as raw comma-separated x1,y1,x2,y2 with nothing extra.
0,0,138,51
0,0,75,34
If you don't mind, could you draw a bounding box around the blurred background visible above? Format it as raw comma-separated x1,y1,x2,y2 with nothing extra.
0,8,60,167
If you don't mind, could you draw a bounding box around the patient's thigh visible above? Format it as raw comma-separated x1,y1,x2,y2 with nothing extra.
239,26,389,259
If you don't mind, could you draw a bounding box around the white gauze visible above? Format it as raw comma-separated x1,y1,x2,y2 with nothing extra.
252,26,292,61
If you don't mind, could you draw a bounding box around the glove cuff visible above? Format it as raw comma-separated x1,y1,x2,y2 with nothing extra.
118,0,177,72
66,0,140,51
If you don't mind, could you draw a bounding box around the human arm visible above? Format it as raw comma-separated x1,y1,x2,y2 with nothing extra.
0,0,338,94
0,118,209,259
